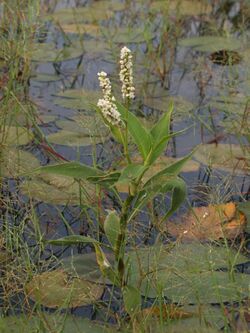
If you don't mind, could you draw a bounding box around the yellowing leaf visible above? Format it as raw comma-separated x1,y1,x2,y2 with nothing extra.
168,202,247,241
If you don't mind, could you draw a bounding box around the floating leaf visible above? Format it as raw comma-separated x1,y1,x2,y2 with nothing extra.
168,202,247,241
144,95,194,121
25,269,103,308
140,270,250,303
47,130,106,147
127,244,249,302
20,176,96,205
56,114,109,137
49,1,125,24
194,144,249,174
31,42,83,63
0,314,117,333
150,0,212,16
54,89,101,110
30,73,61,82
0,148,40,178
104,26,154,44
179,36,242,52
139,304,226,332
0,126,33,146
127,243,248,279
61,23,101,38
60,252,115,285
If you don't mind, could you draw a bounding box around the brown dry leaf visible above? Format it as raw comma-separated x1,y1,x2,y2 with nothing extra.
141,304,195,320
168,202,246,241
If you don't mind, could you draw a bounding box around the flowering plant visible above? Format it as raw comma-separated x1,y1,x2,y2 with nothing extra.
34,46,192,316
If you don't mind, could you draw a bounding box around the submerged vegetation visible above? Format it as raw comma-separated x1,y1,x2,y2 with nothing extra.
0,0,249,332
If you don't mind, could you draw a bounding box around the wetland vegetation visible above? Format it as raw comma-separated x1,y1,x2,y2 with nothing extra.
0,0,249,332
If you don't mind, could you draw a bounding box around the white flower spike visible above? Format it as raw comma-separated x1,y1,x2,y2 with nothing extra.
119,46,135,100
97,71,122,127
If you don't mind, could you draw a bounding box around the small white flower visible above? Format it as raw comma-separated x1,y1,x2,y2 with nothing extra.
97,98,122,127
119,46,135,100
97,71,122,127
98,71,113,101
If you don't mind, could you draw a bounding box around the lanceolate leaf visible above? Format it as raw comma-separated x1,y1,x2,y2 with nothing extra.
116,102,152,161
104,211,121,250
144,151,194,189
34,162,103,179
150,105,172,142
88,171,121,186
47,235,99,246
130,177,186,222
161,177,187,220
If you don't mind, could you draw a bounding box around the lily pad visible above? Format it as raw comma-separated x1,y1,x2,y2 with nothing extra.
168,202,247,241
127,243,248,278
127,243,250,302
0,315,116,333
144,95,194,121
20,176,96,205
31,42,84,63
179,36,242,52
56,114,109,137
47,130,107,147
193,144,249,175
25,269,103,308
140,270,250,303
104,26,154,44
61,252,114,284
54,89,101,111
0,126,33,146
49,1,125,24
61,23,101,38
140,304,227,332
0,148,40,178
30,73,61,82
150,0,212,16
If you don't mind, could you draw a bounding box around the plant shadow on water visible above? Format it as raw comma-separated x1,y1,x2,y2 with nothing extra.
0,0,249,332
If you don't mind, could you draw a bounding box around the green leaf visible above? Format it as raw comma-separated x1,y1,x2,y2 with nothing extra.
48,235,99,246
147,104,173,164
104,211,121,250
87,171,121,187
116,102,152,161
34,162,103,179
144,151,195,190
131,177,186,222
123,285,141,317
127,243,250,302
162,177,187,220
150,103,173,143
0,314,117,333
118,164,146,183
